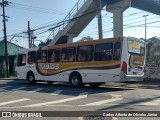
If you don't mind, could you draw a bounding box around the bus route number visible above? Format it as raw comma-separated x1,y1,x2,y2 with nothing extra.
39,64,59,70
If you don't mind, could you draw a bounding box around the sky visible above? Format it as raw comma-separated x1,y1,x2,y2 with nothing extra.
0,0,160,48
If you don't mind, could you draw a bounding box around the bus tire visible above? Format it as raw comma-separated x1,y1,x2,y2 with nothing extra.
27,72,36,84
69,73,82,87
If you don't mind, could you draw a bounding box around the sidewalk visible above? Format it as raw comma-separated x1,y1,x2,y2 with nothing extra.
105,81,160,89
0,77,17,80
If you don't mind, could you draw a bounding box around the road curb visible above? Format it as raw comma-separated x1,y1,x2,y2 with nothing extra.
0,77,17,80
104,82,160,88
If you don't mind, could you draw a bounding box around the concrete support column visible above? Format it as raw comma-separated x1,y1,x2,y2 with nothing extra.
66,33,76,43
98,11,103,39
112,11,123,37
67,35,73,43
106,0,131,37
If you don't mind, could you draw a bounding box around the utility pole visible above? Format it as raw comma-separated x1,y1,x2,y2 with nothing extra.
98,11,103,39
143,15,148,42
31,30,37,47
0,0,10,78
27,21,35,48
28,21,31,48
31,30,34,47
97,0,103,39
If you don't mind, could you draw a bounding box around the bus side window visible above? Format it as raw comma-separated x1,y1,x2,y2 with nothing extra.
48,49,60,63
95,43,113,61
17,54,26,66
113,42,121,60
28,51,36,64
77,45,93,62
61,47,75,62
37,50,47,63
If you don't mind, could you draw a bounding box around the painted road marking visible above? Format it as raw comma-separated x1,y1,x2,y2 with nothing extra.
0,98,30,106
29,88,43,93
84,94,123,106
0,86,12,90
139,99,160,105
11,87,26,91
22,92,88,107
50,90,63,95
0,87,26,92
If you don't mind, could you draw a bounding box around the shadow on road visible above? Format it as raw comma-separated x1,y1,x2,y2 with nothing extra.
105,81,160,90
0,79,134,96
99,95,160,111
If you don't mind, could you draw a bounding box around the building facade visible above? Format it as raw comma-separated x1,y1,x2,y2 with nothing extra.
145,37,160,80
0,41,23,77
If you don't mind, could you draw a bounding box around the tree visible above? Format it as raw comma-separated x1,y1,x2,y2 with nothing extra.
81,36,93,41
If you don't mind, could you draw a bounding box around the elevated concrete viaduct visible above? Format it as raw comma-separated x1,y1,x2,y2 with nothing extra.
48,0,160,45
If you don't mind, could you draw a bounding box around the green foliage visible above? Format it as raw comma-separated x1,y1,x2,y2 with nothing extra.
81,36,93,41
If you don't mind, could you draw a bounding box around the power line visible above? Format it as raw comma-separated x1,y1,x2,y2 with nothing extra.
1,12,159,43
124,16,160,25
124,20,160,28
11,2,66,14
1,0,160,45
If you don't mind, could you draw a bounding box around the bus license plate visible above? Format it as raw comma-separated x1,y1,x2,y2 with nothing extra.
133,72,137,75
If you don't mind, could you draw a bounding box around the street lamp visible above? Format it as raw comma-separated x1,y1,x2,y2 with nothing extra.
143,15,148,42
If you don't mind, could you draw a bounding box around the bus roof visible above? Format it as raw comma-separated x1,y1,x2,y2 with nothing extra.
46,37,123,50
18,37,143,52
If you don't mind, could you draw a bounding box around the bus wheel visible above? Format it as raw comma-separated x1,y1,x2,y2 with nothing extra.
69,73,82,87
48,81,54,85
89,83,103,88
27,73,36,84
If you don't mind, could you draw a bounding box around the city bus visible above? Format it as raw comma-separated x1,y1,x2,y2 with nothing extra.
17,37,145,87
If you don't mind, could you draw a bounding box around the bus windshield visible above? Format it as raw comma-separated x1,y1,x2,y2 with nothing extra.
128,38,145,56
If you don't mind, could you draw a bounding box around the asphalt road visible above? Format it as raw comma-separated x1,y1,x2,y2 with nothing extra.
0,79,159,120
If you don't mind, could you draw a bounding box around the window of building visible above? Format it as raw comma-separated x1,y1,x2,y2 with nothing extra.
48,49,60,63
37,50,47,63
61,47,75,62
17,54,26,66
77,45,93,62
28,51,36,64
95,43,113,61
113,42,121,60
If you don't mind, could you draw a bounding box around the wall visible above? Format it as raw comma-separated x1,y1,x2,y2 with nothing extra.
0,41,23,77
145,64,160,80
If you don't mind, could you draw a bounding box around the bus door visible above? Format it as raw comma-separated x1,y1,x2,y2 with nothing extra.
27,51,43,80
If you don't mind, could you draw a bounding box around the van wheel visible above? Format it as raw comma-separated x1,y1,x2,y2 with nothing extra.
69,73,82,87
27,73,36,84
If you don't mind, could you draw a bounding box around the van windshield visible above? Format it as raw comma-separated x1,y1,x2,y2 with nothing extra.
128,38,145,56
